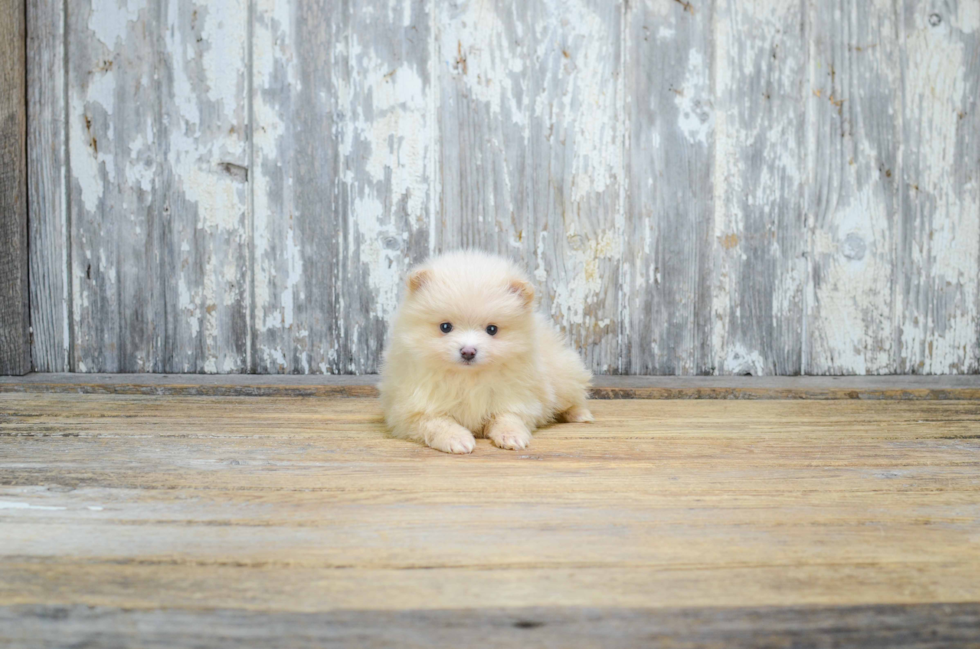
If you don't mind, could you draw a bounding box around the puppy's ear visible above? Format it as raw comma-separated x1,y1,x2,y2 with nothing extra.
407,268,431,293
508,278,535,307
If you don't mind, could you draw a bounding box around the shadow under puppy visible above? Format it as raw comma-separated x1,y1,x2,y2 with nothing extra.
380,250,593,454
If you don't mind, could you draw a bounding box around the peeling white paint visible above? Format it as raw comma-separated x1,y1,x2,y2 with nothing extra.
959,2,980,33
811,185,894,374
725,344,766,376
252,0,297,341
88,0,144,48
199,4,247,106
261,345,288,370
45,0,980,376
162,0,248,372
675,50,712,145
525,0,625,365
70,73,116,214
900,8,980,373
347,28,431,323
444,2,526,124
711,2,737,372
549,228,616,331
273,225,302,330
711,0,806,375
125,125,157,195
179,277,200,339
535,0,623,204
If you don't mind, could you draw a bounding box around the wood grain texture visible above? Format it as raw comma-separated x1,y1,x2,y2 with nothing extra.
27,0,70,372
66,0,250,372
250,0,345,374
3,603,980,649
625,0,713,374
340,0,434,373
437,0,626,374
0,0,29,376
807,0,903,375
0,394,978,645
526,0,626,374
23,0,980,375
898,0,980,374
712,0,807,375
435,0,530,258
252,0,433,374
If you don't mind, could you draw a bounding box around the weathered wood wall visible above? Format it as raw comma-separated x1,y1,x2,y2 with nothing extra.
26,0,980,375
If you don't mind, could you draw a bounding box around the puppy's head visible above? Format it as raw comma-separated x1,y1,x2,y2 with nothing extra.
397,251,536,371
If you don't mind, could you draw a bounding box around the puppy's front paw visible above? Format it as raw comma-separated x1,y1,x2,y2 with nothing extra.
561,405,594,423
488,425,532,451
428,428,476,454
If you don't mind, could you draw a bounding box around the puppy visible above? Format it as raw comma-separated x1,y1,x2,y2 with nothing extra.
380,250,593,454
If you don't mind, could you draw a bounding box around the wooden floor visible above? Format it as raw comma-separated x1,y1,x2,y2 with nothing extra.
1,383,979,647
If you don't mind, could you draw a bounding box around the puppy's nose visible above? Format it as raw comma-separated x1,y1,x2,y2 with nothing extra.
460,346,477,361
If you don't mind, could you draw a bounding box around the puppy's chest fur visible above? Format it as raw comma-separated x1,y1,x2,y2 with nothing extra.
435,368,549,434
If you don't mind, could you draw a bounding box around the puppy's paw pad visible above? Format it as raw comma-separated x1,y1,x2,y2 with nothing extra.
431,430,476,454
562,406,594,423
491,430,531,451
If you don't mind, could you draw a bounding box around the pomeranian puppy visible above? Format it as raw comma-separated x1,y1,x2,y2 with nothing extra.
380,250,593,454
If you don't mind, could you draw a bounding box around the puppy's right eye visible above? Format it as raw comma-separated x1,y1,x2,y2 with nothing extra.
440,322,453,334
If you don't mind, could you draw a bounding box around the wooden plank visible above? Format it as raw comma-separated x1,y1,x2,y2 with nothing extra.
251,0,344,373
435,0,626,373
2,373,980,399
807,0,903,375
2,603,979,649
67,0,250,372
27,0,69,372
0,395,978,626
712,0,807,375
624,0,713,374
2,559,980,615
252,0,433,374
0,0,30,376
435,0,530,258
339,0,434,373
526,0,626,374
436,0,625,373
898,1,980,373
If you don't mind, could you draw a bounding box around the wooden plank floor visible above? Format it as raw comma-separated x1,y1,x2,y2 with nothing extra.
1,391,979,647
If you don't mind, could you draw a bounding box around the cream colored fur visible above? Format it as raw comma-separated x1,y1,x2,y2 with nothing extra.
379,250,593,454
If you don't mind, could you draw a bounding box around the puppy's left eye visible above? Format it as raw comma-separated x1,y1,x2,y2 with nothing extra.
486,325,498,336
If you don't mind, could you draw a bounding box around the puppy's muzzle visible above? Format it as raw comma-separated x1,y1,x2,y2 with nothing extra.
460,346,477,362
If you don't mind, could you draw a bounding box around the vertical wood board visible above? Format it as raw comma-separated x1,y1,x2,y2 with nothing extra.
898,0,980,374
0,0,30,376
27,0,70,372
67,0,250,372
251,0,344,374
526,0,626,374
712,0,807,376
806,0,903,375
625,0,713,374
252,0,433,374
